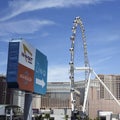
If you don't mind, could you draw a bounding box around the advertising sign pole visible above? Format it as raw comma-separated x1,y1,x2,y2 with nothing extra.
24,93,33,120
7,40,48,120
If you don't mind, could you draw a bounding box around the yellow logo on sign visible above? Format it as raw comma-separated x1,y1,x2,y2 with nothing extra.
21,44,33,64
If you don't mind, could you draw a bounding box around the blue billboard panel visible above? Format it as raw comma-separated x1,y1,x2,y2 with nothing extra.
6,42,19,87
34,49,48,95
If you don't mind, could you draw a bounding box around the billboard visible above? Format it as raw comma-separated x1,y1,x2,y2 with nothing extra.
7,40,48,95
34,49,48,94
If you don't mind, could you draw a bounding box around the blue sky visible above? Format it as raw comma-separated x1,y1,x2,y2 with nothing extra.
0,0,120,82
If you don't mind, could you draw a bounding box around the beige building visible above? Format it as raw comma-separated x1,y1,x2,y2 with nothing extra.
41,82,71,109
32,94,41,109
40,74,120,119
88,76,120,119
98,74,120,100
1,74,120,119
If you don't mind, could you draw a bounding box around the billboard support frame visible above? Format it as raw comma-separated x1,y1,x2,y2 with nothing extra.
24,92,33,120
6,39,48,120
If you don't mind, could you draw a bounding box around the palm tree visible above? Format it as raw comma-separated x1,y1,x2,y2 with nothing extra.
44,113,50,120
65,115,68,120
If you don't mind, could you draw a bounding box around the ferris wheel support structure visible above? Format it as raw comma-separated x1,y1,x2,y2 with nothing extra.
69,16,90,117
69,17,120,119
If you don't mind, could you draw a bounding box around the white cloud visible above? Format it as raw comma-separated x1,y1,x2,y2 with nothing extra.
0,56,7,73
0,38,10,42
0,52,4,55
89,46,120,69
48,65,91,82
92,56,112,66
0,0,111,21
48,65,69,82
106,34,120,42
96,34,120,43
0,60,7,66
0,19,55,35
90,47,119,57
41,32,50,37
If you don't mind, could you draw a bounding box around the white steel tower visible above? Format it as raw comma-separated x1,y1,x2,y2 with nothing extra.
69,16,90,117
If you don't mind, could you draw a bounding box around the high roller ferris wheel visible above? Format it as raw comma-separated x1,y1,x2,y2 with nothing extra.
69,16,120,119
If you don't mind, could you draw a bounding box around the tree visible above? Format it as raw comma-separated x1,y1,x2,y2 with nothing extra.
65,115,68,120
44,113,50,120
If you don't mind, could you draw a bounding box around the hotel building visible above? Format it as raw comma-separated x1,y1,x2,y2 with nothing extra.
0,74,120,119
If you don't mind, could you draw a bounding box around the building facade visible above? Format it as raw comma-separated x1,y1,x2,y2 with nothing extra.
1,74,120,119
0,75,25,109
41,82,71,109
0,75,7,104
88,75,120,119
40,75,120,119
98,74,120,99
